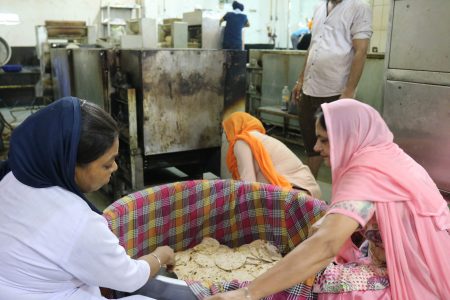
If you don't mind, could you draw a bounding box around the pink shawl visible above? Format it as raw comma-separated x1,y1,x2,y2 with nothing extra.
322,99,450,299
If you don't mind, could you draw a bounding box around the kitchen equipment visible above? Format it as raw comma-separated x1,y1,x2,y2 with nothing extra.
50,47,247,198
0,37,11,67
383,0,450,196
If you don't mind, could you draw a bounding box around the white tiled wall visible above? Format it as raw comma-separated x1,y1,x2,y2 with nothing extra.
370,0,391,53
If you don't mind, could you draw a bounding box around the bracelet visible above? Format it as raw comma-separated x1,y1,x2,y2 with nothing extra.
150,253,162,269
243,286,252,300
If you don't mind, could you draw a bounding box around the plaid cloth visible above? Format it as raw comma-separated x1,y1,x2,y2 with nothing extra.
189,280,319,300
103,179,327,299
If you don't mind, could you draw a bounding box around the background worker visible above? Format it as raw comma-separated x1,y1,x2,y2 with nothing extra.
290,22,311,49
293,0,372,177
220,1,250,50
223,111,321,198
291,20,312,50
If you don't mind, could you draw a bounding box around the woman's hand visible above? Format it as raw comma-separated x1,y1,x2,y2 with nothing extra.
140,245,176,277
205,288,250,300
153,245,175,271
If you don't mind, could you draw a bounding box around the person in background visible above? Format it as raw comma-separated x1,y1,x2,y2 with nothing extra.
290,23,310,49
0,97,178,300
207,99,450,300
220,1,250,50
293,0,372,178
223,111,321,199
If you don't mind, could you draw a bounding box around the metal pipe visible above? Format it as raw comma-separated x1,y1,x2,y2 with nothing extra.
270,0,273,22
287,0,291,49
275,0,279,47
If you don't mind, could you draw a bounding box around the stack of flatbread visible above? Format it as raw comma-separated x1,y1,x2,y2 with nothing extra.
173,237,282,287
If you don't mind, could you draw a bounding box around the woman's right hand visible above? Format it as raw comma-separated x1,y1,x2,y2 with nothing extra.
139,246,175,277
152,246,175,270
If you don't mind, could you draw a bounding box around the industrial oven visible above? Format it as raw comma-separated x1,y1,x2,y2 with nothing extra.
50,48,246,198
383,0,450,198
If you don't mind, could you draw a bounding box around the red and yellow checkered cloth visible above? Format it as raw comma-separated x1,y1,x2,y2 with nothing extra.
103,179,327,299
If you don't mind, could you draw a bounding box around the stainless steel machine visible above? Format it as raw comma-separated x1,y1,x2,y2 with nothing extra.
182,10,223,49
50,48,246,198
383,0,450,198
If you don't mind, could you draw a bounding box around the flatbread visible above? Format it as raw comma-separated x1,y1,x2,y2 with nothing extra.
192,252,215,267
175,249,191,265
174,238,282,286
228,269,255,282
265,243,282,261
216,244,232,253
237,244,257,259
193,237,220,254
214,252,247,271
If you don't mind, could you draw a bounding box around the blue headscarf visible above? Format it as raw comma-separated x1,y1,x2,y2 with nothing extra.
0,97,100,213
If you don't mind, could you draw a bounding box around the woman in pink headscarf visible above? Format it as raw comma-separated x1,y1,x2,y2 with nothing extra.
206,99,450,300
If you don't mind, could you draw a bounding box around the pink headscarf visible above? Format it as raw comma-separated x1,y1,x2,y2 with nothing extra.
322,99,450,299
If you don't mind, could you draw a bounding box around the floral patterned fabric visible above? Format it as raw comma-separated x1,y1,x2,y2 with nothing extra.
313,201,389,294
313,262,389,293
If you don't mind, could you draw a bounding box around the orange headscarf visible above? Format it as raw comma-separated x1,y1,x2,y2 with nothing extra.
223,112,292,189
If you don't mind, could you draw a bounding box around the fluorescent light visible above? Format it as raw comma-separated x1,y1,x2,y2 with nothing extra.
0,13,20,25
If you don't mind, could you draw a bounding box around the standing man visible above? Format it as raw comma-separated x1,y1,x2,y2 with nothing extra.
293,0,372,177
220,1,250,50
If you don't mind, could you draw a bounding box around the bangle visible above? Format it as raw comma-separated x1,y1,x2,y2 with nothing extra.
150,253,162,269
243,286,252,300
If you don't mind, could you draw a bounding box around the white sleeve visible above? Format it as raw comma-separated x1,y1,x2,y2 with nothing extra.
61,213,150,293
351,2,373,39
234,140,258,182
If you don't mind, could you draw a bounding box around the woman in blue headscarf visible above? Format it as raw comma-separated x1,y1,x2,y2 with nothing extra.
0,97,176,300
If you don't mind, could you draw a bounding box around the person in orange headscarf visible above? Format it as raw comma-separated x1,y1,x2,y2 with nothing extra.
222,112,321,198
